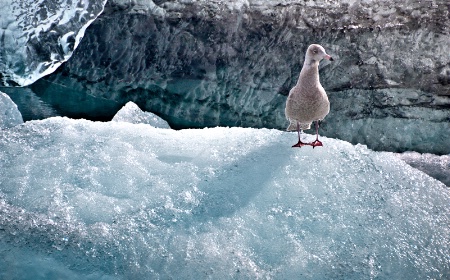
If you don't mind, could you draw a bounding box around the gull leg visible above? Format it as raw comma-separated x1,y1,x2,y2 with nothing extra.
292,122,308,148
309,120,323,148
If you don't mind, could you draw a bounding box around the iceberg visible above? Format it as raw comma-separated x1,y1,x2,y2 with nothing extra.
34,0,450,154
0,0,107,86
0,91,23,129
0,113,448,279
112,101,170,128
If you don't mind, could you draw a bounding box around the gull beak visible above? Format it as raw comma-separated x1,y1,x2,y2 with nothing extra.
324,54,334,61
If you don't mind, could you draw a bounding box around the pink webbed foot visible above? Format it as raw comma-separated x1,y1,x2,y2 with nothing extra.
309,139,323,148
292,140,309,148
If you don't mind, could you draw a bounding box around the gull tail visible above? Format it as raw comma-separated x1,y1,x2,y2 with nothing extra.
286,122,297,131
287,121,311,131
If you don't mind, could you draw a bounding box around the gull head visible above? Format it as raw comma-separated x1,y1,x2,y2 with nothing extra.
306,44,334,62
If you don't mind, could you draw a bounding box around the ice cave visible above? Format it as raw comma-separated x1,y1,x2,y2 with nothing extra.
0,0,449,279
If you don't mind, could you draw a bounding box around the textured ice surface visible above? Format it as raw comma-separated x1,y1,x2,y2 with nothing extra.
398,152,450,187
39,0,450,154
112,101,170,128
0,116,448,279
0,0,107,86
0,91,23,129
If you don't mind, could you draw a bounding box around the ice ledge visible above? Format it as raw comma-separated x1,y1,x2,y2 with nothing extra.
0,116,448,278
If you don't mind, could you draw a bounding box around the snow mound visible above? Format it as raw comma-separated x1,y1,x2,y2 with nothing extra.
0,117,448,279
0,91,23,129
112,101,170,128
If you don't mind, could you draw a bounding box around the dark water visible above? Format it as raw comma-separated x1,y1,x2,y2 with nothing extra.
1,79,124,122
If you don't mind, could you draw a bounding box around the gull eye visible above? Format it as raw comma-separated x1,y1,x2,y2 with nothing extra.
313,49,318,54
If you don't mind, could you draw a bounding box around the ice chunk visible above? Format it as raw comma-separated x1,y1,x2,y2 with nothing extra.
112,101,170,128
0,0,107,86
0,87,58,121
0,117,448,279
398,151,450,187
0,91,23,129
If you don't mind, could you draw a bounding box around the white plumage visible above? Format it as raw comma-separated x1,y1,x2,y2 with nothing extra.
285,44,333,147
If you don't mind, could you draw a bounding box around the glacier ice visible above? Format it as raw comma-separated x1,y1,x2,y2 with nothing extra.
398,152,450,188
112,101,170,128
35,0,450,154
0,114,449,279
0,91,23,129
0,0,107,86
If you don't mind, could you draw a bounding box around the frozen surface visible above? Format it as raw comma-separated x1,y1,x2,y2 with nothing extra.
0,116,449,279
39,0,450,154
0,0,107,86
0,91,23,129
112,101,170,128
398,152,450,187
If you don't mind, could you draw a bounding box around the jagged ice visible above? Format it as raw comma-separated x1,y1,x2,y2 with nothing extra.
0,99,449,279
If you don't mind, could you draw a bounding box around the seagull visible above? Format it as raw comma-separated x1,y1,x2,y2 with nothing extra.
285,44,333,148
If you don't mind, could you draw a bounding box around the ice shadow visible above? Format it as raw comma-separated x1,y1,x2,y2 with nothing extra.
191,141,290,222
